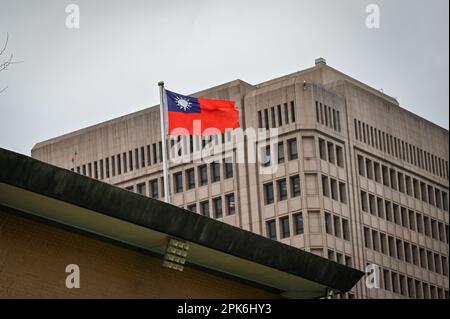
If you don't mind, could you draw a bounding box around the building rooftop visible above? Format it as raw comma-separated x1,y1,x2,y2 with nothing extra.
0,147,363,298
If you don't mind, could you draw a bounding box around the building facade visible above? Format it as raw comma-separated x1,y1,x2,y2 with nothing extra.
31,59,449,299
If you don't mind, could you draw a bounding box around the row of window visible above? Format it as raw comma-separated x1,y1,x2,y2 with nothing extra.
321,175,347,204
260,138,298,167
324,212,351,241
257,101,296,129
363,226,449,277
377,265,448,299
327,249,352,267
266,213,304,240
354,119,449,181
315,101,342,132
357,154,449,212
73,133,235,179
74,142,164,179
173,160,233,193
185,194,236,218
263,175,301,205
360,190,449,244
318,138,344,168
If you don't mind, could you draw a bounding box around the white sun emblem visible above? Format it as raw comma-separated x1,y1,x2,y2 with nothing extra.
174,95,192,111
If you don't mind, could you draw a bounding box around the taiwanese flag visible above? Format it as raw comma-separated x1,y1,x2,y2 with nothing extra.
166,90,239,136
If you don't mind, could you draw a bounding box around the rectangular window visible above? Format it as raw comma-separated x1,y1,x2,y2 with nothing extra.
111,156,116,177
364,227,371,249
339,182,347,204
277,105,282,126
294,212,304,235
336,145,344,167
225,193,236,215
264,182,274,205
198,165,208,186
342,219,350,241
290,175,301,197
319,138,326,160
261,145,271,167
129,150,133,171
134,148,139,169
258,110,262,128
277,179,287,201
224,158,233,179
266,220,277,240
213,197,223,219
280,216,290,238
150,179,158,199
290,101,296,123
284,103,289,125
322,175,330,197
327,142,335,163
270,106,276,128
105,158,110,178
136,182,146,196
211,162,221,182
187,203,197,213
358,155,365,176
277,142,285,164
200,201,210,217
330,178,338,201
99,159,104,179
264,109,269,129
325,212,333,235
140,146,145,168
333,215,341,237
186,168,195,189
287,138,298,160
174,172,183,193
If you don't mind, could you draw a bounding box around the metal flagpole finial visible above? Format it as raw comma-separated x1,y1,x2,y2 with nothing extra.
158,81,164,87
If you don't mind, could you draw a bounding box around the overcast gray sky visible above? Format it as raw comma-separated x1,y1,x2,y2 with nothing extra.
0,0,448,155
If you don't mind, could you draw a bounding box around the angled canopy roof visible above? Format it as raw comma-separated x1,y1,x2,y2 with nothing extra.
0,147,363,298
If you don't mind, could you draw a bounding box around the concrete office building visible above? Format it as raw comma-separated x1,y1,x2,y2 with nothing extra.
31,59,449,299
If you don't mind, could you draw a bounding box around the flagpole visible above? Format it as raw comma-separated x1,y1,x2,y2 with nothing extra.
158,81,171,204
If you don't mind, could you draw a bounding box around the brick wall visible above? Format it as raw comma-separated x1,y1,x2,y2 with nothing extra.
0,210,279,299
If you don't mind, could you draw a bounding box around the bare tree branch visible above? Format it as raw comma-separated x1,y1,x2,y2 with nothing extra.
0,32,21,94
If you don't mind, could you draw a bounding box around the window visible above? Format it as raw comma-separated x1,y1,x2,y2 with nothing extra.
277,142,285,163
266,220,277,240
294,213,304,235
327,142,335,163
333,215,341,237
261,145,271,167
342,219,350,241
174,172,183,193
258,110,262,128
264,182,274,205
187,203,197,213
224,158,233,178
199,165,208,186
336,145,344,167
225,193,235,215
213,197,223,219
290,175,301,197
339,182,347,203
322,175,330,197
361,191,368,212
325,212,333,235
280,216,290,238
330,178,338,200
200,201,210,217
277,179,287,201
211,162,220,182
150,179,158,198
290,101,296,122
319,138,326,160
287,139,298,160
364,227,371,249
358,155,365,176
136,183,146,195
186,168,195,189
